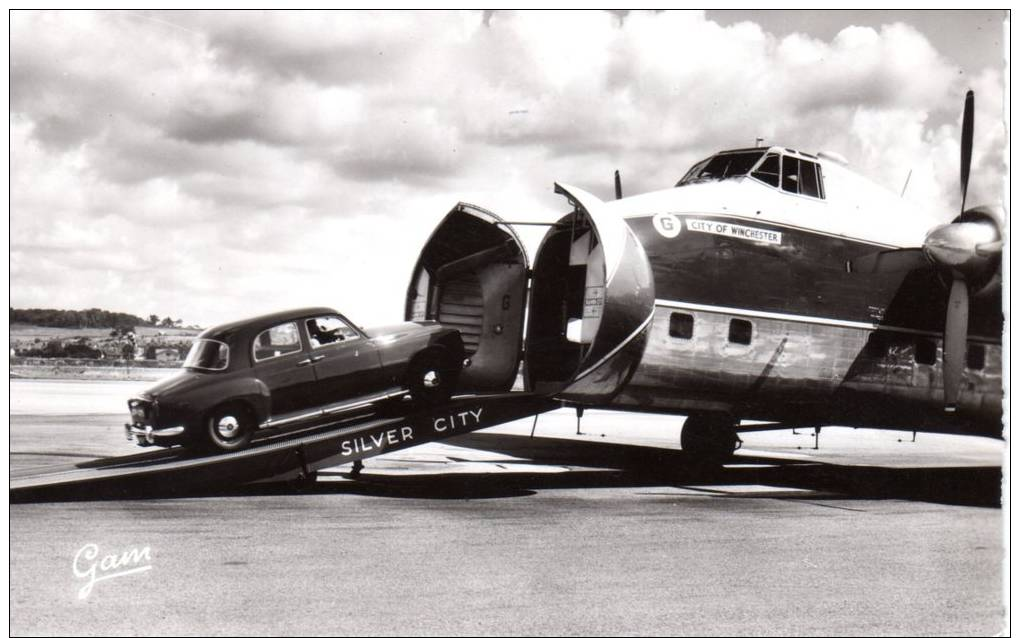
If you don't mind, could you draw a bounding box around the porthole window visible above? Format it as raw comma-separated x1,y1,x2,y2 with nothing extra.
966,344,986,370
864,331,887,358
728,319,753,345
669,312,694,339
915,338,937,365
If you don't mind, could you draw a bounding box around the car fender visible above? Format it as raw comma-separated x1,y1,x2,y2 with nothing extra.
398,329,465,380
164,375,270,428
367,323,464,384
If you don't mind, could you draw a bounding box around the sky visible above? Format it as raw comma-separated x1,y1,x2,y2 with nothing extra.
9,10,1009,328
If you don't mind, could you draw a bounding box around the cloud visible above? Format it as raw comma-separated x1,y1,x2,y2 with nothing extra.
9,10,1007,326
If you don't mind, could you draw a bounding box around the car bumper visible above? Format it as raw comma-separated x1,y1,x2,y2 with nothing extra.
125,423,186,446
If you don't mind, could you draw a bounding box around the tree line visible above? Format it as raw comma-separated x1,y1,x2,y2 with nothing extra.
10,307,183,329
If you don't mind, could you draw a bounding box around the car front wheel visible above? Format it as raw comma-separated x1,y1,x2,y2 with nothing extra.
205,405,255,452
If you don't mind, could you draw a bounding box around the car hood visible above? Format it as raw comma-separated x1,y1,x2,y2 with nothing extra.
364,321,442,341
139,370,209,400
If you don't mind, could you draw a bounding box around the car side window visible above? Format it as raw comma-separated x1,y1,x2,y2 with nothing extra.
253,321,303,362
306,315,360,349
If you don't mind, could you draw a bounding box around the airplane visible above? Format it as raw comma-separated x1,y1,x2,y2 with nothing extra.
405,90,1003,462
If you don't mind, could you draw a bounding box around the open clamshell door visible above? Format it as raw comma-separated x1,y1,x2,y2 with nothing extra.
406,203,529,393
525,183,655,401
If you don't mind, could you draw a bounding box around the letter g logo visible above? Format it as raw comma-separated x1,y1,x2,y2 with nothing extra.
652,213,682,239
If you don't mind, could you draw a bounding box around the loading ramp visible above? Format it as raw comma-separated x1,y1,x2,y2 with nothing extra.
10,393,558,502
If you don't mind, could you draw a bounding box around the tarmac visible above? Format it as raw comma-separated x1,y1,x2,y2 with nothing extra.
8,378,1007,636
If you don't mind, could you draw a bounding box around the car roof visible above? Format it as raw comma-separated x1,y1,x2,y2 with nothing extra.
198,307,339,342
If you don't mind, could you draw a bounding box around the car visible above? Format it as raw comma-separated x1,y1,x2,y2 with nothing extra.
125,307,465,452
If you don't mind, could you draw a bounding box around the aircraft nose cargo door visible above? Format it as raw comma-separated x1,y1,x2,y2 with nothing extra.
406,204,529,393
525,183,655,401
408,189,654,400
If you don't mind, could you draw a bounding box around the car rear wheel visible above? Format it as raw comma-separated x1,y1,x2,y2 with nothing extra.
205,405,255,452
407,349,457,406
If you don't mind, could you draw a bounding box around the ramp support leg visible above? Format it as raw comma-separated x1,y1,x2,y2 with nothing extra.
297,444,312,481
897,430,918,443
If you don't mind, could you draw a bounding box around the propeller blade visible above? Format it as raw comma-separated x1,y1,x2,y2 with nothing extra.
943,277,969,411
960,90,974,212
846,248,928,274
614,170,622,200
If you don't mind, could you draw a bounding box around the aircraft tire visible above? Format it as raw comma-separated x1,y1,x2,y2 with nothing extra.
681,414,739,463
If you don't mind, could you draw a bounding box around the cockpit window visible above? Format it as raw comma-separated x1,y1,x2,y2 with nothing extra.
799,159,823,198
751,153,780,187
779,156,824,199
781,156,800,193
678,151,765,186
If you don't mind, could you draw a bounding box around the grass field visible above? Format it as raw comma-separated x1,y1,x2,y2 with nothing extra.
9,324,201,352
10,323,201,339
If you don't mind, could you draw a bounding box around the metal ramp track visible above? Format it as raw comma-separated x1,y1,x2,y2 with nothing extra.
10,393,558,502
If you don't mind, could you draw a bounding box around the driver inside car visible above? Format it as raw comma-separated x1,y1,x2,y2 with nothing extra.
307,319,343,347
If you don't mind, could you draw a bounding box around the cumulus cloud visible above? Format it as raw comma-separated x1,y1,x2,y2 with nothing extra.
9,9,1006,327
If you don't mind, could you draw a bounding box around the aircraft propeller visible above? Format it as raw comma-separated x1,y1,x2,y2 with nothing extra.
846,90,1002,412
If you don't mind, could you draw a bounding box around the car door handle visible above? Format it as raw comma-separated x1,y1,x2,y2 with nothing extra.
297,355,326,367
311,355,326,362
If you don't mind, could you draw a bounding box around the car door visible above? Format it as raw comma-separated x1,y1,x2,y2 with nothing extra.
251,320,318,421
302,313,385,411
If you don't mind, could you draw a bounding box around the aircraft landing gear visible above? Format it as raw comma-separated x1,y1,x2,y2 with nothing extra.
681,414,741,464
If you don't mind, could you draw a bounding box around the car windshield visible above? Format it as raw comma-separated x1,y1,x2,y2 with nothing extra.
184,339,229,371
678,151,766,186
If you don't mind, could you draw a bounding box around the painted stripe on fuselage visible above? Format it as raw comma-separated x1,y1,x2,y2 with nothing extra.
624,211,900,249
653,299,1000,344
626,212,1001,339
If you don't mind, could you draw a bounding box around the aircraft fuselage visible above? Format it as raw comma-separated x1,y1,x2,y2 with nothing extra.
407,148,1003,440
604,168,1002,438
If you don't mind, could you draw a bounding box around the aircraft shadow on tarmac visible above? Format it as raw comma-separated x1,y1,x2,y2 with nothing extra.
13,432,999,507
283,433,1001,508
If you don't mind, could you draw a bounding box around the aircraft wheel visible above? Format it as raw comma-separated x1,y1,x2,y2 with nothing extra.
681,414,740,463
407,348,456,406
205,404,255,453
